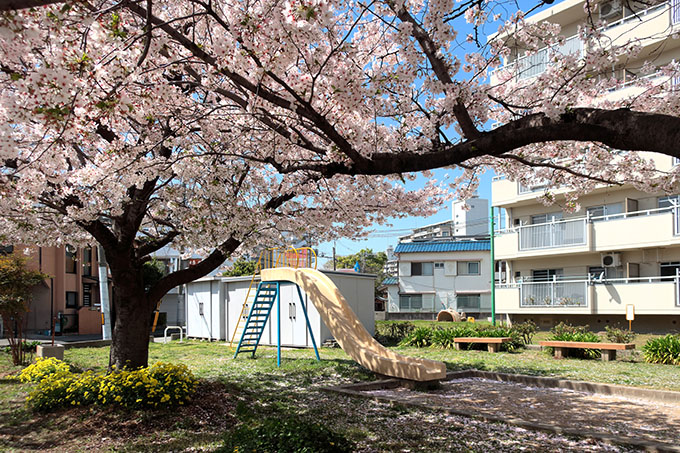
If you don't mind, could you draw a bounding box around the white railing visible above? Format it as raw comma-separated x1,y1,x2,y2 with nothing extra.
497,205,679,239
520,277,588,307
519,217,587,250
602,1,670,30
518,181,550,194
673,0,680,24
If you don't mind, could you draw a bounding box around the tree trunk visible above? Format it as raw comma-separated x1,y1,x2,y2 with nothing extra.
108,278,154,370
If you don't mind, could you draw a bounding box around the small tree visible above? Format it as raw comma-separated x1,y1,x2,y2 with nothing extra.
0,253,49,365
327,249,388,289
222,259,258,277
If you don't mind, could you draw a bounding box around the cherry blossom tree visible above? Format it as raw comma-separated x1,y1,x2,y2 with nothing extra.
2,0,680,367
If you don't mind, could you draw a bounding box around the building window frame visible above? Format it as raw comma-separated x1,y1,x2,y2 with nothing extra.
65,291,78,308
411,262,434,276
458,261,480,275
65,247,77,274
399,294,423,311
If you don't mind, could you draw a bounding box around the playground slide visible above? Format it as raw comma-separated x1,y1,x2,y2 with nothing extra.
261,268,447,382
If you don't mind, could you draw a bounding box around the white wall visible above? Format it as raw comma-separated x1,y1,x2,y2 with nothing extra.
186,280,223,340
453,198,489,235
186,271,375,346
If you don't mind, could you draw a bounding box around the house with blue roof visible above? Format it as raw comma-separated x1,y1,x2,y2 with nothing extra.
385,239,492,320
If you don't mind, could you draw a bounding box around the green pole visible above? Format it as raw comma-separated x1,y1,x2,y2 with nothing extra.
490,205,496,326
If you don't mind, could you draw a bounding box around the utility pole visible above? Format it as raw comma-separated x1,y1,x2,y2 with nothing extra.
332,243,336,270
490,205,496,326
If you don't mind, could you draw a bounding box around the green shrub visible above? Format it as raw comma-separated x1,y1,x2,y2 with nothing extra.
19,357,71,383
511,321,538,345
604,325,635,344
400,327,432,347
23,359,197,411
430,328,457,349
220,415,354,453
374,321,415,345
548,322,601,359
400,324,522,351
642,335,680,365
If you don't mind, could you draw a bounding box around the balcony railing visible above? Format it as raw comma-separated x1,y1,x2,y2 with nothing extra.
602,1,670,30
519,218,587,251
499,206,680,251
511,274,680,308
519,278,588,307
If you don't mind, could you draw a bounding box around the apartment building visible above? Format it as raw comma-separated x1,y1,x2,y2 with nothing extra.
385,240,491,320
9,245,106,336
398,198,489,243
490,0,680,332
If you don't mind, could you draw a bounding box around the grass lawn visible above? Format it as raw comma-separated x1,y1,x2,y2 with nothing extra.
0,340,674,452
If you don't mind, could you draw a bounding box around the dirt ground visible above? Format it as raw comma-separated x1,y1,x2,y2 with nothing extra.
365,377,680,447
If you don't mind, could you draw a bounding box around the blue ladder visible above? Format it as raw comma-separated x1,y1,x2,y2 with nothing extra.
233,281,279,358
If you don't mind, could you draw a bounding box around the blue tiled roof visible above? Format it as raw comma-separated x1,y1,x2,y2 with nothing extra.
394,240,490,253
382,276,398,285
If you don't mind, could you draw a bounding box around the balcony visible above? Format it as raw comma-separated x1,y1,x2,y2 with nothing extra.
519,218,587,251
495,207,680,259
496,276,680,314
489,1,678,86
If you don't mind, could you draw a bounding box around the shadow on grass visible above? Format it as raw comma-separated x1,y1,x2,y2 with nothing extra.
442,359,565,377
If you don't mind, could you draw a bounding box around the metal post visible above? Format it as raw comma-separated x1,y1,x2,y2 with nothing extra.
296,285,320,361
97,245,112,340
551,275,557,306
490,205,496,326
277,281,281,367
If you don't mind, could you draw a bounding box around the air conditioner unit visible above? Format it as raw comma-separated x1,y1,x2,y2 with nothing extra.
599,0,622,21
601,252,621,268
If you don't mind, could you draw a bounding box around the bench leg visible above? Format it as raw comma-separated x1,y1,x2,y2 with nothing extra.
601,349,616,361
454,343,463,351
487,343,500,353
554,347,566,359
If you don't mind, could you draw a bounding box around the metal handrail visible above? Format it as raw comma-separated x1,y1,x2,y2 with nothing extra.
163,326,185,344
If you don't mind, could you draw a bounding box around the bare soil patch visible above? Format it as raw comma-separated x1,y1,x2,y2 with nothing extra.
364,377,680,448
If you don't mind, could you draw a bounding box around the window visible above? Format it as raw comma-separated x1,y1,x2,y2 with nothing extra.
457,294,481,310
411,262,433,276
659,196,680,210
587,203,623,221
531,212,562,224
82,248,92,276
82,284,92,307
399,294,423,311
65,291,78,308
661,262,680,281
458,261,480,275
531,269,563,281
65,247,77,274
434,262,444,269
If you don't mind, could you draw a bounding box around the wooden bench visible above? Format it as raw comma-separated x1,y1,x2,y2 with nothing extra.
539,341,635,361
454,337,512,353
